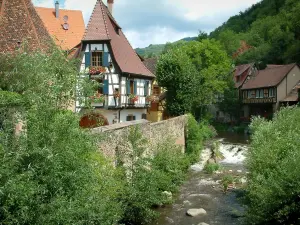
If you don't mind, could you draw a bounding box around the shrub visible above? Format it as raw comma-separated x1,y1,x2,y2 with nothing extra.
204,163,220,174
0,48,123,224
186,114,217,163
119,127,190,225
245,107,300,224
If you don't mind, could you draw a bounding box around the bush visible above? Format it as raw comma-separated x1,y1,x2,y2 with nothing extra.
245,107,300,224
119,127,190,225
0,48,123,224
204,163,220,174
186,114,217,163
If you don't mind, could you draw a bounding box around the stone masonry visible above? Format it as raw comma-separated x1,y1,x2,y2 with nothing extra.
92,115,187,162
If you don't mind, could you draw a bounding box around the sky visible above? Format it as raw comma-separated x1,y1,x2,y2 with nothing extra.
33,0,261,48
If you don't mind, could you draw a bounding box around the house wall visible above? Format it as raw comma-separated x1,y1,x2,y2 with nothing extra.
92,115,187,161
76,42,154,121
276,66,300,109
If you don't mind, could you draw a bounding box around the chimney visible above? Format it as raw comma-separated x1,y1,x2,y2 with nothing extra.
55,1,59,18
108,0,114,14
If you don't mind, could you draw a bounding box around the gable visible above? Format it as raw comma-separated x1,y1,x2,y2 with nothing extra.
0,0,52,53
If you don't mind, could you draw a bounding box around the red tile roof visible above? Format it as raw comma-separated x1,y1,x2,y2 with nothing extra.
143,58,158,75
83,0,154,78
0,0,52,53
241,63,297,90
234,63,253,77
35,7,85,50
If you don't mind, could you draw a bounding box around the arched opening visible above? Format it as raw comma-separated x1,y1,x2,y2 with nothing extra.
79,113,109,128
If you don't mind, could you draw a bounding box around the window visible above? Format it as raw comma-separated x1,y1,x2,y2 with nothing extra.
91,51,103,67
256,90,259,98
153,86,161,96
269,88,275,97
130,80,134,94
142,114,147,119
243,91,247,99
259,89,264,98
126,114,136,121
248,91,252,99
251,90,255,98
264,89,269,98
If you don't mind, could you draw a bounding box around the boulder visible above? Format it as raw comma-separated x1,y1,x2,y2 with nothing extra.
186,208,207,217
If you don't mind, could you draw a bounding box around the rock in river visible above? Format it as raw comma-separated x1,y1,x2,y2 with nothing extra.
186,208,207,217
198,223,209,225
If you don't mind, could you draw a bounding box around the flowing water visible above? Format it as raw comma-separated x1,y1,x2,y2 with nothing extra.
154,133,249,225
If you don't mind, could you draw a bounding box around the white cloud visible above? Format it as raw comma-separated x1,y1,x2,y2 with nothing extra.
32,0,261,48
125,27,197,49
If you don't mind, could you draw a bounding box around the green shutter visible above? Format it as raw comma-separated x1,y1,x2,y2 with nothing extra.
134,81,137,95
85,52,91,68
103,80,109,95
144,81,149,96
103,52,109,67
126,80,130,94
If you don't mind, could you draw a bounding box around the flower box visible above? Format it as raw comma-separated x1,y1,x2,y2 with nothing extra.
89,66,106,75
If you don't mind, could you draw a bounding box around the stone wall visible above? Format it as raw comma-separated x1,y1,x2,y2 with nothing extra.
92,115,187,162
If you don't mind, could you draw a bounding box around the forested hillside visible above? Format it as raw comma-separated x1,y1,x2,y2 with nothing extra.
135,37,197,58
211,0,300,65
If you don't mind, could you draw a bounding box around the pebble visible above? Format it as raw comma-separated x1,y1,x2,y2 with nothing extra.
229,170,233,173
186,208,207,217
237,170,242,173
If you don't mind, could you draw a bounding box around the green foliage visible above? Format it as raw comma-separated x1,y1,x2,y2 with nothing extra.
222,175,235,193
156,40,232,117
204,163,220,174
186,114,217,163
135,44,165,58
0,48,123,224
211,0,300,64
119,126,190,225
245,107,300,224
0,91,25,107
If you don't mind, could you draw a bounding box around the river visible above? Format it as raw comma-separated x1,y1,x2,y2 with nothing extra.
154,133,249,225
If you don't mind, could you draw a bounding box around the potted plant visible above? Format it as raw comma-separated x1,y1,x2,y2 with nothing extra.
128,94,138,104
89,66,106,75
90,93,105,104
146,95,157,102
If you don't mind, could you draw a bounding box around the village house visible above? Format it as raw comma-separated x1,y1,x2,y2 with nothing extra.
143,57,167,122
0,0,85,56
77,0,155,126
240,63,300,119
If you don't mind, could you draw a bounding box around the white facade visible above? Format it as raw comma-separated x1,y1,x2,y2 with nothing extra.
76,43,153,125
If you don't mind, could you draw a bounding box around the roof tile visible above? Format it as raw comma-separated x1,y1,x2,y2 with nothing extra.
241,63,297,89
35,7,85,50
83,0,154,77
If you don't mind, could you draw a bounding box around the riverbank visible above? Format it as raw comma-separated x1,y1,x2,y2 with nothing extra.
154,135,249,225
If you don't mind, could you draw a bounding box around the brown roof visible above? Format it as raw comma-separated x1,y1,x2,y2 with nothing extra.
143,58,158,75
35,7,85,50
241,63,297,90
281,81,300,102
234,63,253,77
0,0,52,53
234,63,254,88
83,0,154,77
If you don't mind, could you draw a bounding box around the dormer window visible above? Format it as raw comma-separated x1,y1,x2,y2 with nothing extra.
92,51,103,67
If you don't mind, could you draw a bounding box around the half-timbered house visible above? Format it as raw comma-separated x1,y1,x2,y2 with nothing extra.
76,0,155,126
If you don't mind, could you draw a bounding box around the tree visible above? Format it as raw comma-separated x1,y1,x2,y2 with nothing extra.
0,48,123,224
156,40,232,118
217,80,242,121
246,107,300,224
